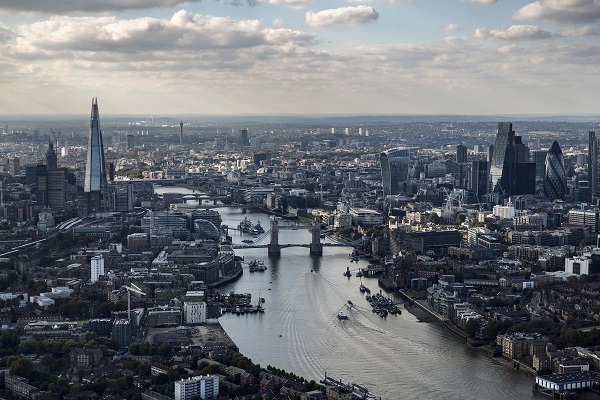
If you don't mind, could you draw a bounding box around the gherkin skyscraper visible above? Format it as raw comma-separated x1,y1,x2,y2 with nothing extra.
83,98,110,213
543,141,566,201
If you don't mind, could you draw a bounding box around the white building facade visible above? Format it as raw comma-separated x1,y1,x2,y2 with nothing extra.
175,375,219,400
183,301,207,324
90,255,105,283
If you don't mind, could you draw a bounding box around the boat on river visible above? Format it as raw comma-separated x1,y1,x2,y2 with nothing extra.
248,260,267,272
337,311,349,320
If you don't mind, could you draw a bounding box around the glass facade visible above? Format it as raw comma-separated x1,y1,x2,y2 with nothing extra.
380,148,410,196
543,140,566,201
84,98,110,212
489,122,515,195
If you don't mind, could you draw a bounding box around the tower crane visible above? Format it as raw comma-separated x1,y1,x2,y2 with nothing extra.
121,284,147,321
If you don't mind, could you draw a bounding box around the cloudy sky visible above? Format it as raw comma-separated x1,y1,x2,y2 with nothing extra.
1,0,599,115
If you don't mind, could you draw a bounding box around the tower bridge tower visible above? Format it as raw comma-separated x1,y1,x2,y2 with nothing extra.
310,219,323,255
268,217,281,256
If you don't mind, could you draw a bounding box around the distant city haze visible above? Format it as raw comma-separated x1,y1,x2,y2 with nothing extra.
1,1,600,115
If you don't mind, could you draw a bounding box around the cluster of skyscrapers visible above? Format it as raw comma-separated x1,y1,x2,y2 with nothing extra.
380,122,568,204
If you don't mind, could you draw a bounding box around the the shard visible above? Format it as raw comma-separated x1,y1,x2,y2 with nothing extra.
84,98,110,213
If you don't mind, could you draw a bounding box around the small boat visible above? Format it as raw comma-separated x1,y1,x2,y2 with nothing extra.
359,284,367,293
347,300,354,308
356,270,363,278
337,311,349,320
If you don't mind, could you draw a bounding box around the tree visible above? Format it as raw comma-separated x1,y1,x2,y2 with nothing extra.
82,331,97,345
159,341,172,358
10,358,33,378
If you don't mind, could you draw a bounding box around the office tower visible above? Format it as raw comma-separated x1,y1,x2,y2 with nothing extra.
84,98,110,213
456,145,467,164
46,139,57,171
486,145,494,163
515,163,536,195
126,134,134,150
113,184,134,212
514,136,530,163
36,165,48,208
9,157,20,176
175,375,219,400
180,121,184,145
489,122,515,196
380,148,410,197
47,169,67,213
469,160,488,200
543,141,566,201
239,129,249,147
90,255,105,283
589,131,598,202
25,164,37,185
531,150,548,180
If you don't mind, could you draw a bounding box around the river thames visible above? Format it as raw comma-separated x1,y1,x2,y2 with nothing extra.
155,187,540,399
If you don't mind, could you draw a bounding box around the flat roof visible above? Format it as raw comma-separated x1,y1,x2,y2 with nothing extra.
537,371,600,384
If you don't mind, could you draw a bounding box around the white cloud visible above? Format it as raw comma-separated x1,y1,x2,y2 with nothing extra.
1,10,600,115
8,10,315,56
0,0,201,13
513,0,600,24
441,23,463,32
305,6,379,27
559,26,599,36
267,0,310,9
474,25,552,40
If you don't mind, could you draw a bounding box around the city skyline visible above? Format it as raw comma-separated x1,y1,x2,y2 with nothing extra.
0,1,600,116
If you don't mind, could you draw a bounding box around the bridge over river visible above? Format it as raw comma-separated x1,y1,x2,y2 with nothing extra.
231,217,361,255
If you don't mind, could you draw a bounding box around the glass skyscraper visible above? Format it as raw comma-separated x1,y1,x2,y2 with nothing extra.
83,98,110,213
543,140,566,201
380,147,410,197
489,122,516,196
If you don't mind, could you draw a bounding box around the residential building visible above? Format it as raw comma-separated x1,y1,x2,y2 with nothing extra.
174,375,219,400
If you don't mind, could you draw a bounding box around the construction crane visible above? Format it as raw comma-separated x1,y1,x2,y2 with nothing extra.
121,284,147,321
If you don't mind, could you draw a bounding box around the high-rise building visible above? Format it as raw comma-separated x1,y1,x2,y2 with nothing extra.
530,150,548,180
589,131,598,202
9,157,20,176
46,139,57,171
456,145,467,164
47,169,67,213
126,134,134,150
175,375,219,400
514,136,530,163
380,148,411,197
469,160,488,200
84,98,110,214
489,122,516,196
90,255,105,283
239,129,249,147
543,141,566,201
180,121,184,145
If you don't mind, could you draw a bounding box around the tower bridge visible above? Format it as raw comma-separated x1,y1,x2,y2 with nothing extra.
231,217,362,254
